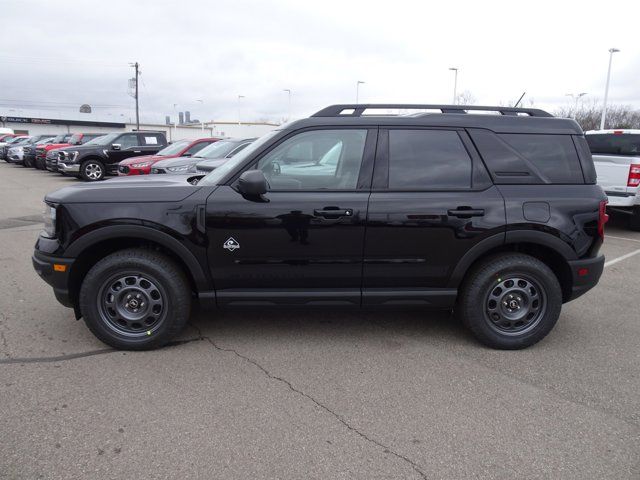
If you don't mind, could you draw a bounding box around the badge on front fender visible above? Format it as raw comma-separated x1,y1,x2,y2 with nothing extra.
223,237,240,252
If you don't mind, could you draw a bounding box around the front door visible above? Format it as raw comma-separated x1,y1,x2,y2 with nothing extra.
106,133,144,172
206,127,376,306
363,128,506,305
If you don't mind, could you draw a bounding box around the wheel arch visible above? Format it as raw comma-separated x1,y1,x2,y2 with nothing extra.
65,225,211,308
448,231,576,302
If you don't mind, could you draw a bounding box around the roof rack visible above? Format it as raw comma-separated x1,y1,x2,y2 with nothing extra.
311,104,553,118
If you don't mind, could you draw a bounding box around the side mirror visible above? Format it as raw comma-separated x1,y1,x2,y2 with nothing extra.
111,144,121,151
237,170,268,197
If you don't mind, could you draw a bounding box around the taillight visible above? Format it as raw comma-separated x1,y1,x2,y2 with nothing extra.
598,200,609,238
628,164,640,187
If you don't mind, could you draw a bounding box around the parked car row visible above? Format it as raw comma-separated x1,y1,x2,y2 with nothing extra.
2,128,258,182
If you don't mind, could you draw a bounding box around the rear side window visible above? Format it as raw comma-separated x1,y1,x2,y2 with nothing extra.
388,130,472,189
499,134,583,183
586,134,640,156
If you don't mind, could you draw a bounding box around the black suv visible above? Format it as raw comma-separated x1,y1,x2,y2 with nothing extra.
32,104,607,350
56,131,167,181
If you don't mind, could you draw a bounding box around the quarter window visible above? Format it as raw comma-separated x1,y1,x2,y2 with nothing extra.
388,130,472,189
257,129,367,190
499,134,583,183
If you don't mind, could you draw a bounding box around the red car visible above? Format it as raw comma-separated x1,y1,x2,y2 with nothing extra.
118,137,220,175
35,132,103,170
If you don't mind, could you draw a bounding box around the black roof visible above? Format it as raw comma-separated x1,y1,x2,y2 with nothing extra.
285,104,582,135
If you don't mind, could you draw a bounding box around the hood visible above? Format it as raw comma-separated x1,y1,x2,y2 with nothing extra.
152,156,199,169
196,158,228,171
119,153,171,166
55,143,103,154
43,142,71,151
45,174,202,204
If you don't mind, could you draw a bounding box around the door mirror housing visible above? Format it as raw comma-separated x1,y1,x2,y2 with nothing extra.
111,143,121,151
237,170,268,197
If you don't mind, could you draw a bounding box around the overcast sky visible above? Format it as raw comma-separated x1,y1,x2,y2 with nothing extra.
1,0,639,124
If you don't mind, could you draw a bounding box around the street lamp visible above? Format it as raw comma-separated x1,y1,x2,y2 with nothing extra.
566,92,588,118
283,89,292,121
237,95,245,125
449,67,458,104
172,103,178,141
600,48,620,130
356,81,365,104
195,99,204,133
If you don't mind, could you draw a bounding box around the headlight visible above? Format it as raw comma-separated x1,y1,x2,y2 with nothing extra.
42,203,57,238
131,162,151,168
167,165,193,172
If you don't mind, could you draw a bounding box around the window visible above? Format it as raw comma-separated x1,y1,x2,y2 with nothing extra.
118,133,139,149
586,134,640,156
388,130,472,189
142,134,162,146
257,129,367,190
499,134,583,183
184,141,211,156
227,142,251,157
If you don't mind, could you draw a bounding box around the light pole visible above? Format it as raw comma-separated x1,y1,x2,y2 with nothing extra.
172,103,178,141
449,67,458,104
283,89,291,121
237,95,245,125
196,99,204,133
600,48,620,130
356,81,365,104
565,92,588,118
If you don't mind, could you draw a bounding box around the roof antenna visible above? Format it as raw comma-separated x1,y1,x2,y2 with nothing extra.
513,92,526,108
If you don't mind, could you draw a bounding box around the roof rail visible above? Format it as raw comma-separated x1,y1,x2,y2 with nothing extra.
311,104,553,118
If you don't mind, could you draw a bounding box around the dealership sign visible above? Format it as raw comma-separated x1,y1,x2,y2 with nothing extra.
0,116,125,128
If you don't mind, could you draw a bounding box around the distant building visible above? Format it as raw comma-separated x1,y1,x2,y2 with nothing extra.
0,109,279,141
178,112,184,125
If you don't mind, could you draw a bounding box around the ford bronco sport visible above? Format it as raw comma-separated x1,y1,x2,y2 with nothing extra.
32,104,607,350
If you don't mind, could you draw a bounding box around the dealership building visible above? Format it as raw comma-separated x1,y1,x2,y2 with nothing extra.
0,110,279,141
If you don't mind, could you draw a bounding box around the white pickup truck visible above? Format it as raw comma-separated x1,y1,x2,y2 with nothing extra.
586,129,640,230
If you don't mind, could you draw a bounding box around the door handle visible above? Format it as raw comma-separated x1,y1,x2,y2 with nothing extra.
133,150,142,153
314,207,354,218
447,207,485,218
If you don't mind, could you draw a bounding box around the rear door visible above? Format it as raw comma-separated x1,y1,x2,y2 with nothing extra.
362,128,505,305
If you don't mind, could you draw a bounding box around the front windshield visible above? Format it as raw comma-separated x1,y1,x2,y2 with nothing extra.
199,131,280,186
157,139,190,156
84,134,116,146
195,140,241,159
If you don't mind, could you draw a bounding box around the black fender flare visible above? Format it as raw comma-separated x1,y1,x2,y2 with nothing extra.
64,225,211,291
447,230,576,288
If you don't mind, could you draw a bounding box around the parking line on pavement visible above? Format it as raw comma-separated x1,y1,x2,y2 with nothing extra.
604,248,640,268
606,235,640,244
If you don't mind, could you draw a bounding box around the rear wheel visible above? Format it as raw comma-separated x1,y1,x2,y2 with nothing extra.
79,249,191,350
457,253,562,349
80,159,105,181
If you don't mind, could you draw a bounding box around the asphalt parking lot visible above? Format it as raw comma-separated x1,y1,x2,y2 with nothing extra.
0,162,639,479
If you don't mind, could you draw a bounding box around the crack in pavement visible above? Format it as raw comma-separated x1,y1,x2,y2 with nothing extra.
0,337,202,365
190,325,428,480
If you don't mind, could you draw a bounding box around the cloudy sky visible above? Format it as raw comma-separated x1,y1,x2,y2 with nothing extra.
1,0,639,124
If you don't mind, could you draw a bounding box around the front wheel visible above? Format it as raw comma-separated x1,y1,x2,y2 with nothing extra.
79,249,192,350
80,159,105,181
457,253,562,349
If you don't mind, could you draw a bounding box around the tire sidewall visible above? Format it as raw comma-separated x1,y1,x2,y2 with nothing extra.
461,255,562,349
79,253,190,350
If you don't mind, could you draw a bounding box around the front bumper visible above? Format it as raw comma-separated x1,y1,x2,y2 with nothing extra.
32,249,74,308
566,255,605,302
58,162,80,173
118,165,150,175
8,152,24,163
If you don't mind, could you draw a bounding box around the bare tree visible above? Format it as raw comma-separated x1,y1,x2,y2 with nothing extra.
455,90,476,106
554,101,640,131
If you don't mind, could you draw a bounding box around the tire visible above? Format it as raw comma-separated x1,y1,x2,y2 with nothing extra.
79,248,191,350
629,207,640,231
80,159,105,181
23,157,33,168
457,253,562,350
